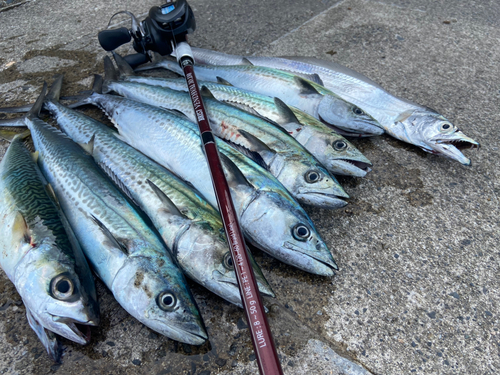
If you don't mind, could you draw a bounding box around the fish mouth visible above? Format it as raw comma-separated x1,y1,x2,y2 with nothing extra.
213,271,275,300
164,323,208,346
283,241,338,276
331,159,372,177
51,316,97,345
296,192,348,209
429,134,480,165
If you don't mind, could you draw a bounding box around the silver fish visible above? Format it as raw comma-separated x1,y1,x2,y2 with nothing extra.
17,84,208,345
189,48,480,165
42,75,274,307
102,65,348,209
0,131,99,361
72,89,339,276
136,52,384,137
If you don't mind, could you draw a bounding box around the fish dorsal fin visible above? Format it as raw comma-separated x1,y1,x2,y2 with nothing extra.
77,134,95,155
241,58,253,66
46,75,64,103
293,76,321,96
273,97,301,124
394,109,415,124
200,86,216,99
216,77,233,86
238,129,275,156
146,179,187,219
307,73,324,86
45,183,61,210
112,52,136,77
13,212,30,245
90,215,129,255
219,152,252,188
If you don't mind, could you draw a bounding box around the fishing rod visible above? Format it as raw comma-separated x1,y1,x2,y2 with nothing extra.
98,2,283,374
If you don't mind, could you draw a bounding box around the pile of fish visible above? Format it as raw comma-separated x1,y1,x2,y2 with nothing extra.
0,48,479,362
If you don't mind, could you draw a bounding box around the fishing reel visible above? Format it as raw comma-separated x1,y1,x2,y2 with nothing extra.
98,0,196,68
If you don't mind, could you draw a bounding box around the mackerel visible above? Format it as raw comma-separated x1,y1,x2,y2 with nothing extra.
0,131,99,361
117,68,372,177
189,47,480,165
136,52,384,137
102,66,348,209
12,84,208,345
42,75,274,307
72,88,339,276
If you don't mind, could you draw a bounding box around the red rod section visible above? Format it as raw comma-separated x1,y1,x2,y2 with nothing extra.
180,58,283,375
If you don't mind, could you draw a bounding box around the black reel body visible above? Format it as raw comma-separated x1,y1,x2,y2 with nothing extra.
98,0,196,67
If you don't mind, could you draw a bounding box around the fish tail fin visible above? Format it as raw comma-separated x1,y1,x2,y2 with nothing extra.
46,75,64,103
112,51,136,77
67,75,101,109
27,82,47,119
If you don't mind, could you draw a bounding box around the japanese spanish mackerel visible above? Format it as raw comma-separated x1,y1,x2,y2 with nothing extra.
104,59,348,209
118,70,372,177
72,89,338,276
42,75,274,307
136,53,383,137
0,132,99,362
190,47,479,165
15,85,208,345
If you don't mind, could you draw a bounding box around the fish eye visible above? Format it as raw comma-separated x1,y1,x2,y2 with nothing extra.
223,252,234,270
292,224,310,241
157,291,177,311
51,275,75,301
305,170,321,183
352,107,365,116
333,140,347,151
440,123,453,132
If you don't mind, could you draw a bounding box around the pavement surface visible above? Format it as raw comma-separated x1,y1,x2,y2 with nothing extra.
0,0,499,374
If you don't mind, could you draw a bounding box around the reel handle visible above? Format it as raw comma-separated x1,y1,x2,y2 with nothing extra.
98,28,131,51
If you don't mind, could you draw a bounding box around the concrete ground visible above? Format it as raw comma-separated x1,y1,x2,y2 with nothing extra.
0,0,498,374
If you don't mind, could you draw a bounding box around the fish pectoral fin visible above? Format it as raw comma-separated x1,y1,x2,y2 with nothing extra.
237,129,276,160
216,77,233,86
26,307,62,363
219,152,253,189
77,134,95,156
31,150,39,163
273,97,301,125
13,212,31,245
146,179,188,219
394,109,415,124
200,86,216,99
241,58,254,66
90,214,129,255
293,76,321,96
45,183,61,210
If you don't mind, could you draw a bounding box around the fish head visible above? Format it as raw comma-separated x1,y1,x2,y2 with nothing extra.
15,243,99,345
112,254,207,345
240,190,338,276
175,224,244,306
274,157,348,209
317,95,384,136
309,132,372,177
393,110,479,165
